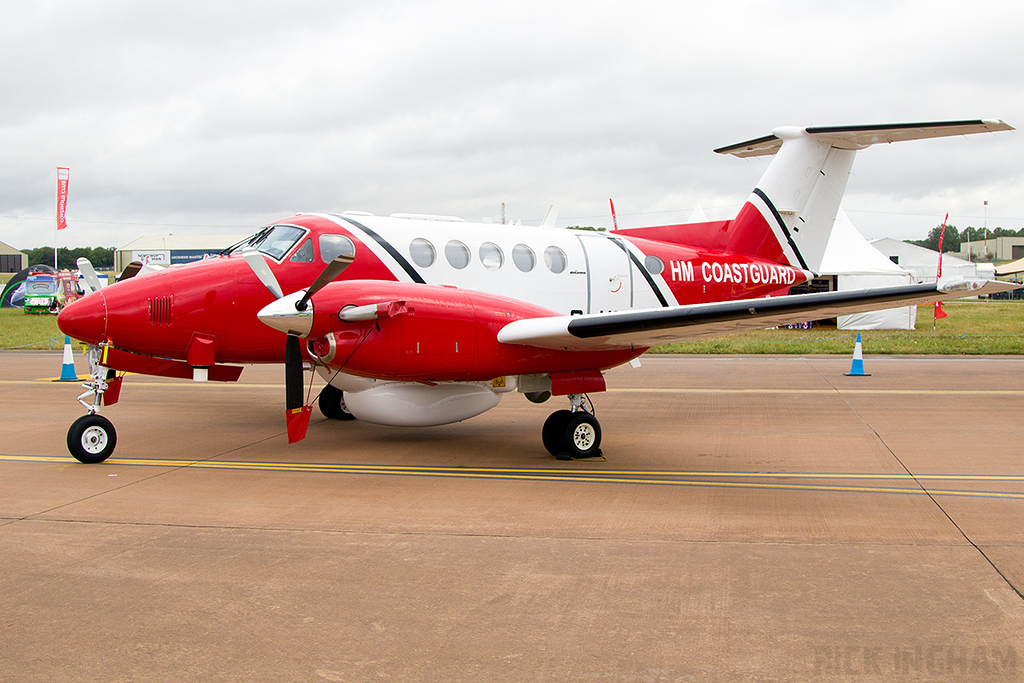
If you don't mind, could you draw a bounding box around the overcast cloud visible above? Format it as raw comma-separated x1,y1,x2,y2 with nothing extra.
2,0,1022,249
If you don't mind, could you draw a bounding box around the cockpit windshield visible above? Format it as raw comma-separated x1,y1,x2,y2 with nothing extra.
223,225,307,261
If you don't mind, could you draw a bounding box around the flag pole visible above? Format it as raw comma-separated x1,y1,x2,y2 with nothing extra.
933,213,949,330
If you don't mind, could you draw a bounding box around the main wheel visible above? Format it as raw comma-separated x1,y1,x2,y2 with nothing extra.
562,412,602,459
318,384,356,421
542,410,573,456
67,414,117,463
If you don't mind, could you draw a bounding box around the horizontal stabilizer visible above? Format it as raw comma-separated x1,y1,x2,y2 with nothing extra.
498,280,1019,351
715,119,1014,158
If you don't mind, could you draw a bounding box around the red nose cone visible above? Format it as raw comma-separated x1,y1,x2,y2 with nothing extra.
57,292,107,344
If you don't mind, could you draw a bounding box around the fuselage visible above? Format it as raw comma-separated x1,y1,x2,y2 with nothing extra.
58,211,808,381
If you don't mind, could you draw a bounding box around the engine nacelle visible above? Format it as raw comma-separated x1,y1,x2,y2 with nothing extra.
289,280,641,382
342,382,501,427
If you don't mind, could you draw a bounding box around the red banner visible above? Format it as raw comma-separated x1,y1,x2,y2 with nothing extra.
934,213,949,322
56,167,69,230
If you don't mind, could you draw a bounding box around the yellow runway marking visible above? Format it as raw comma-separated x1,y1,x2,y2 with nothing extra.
6,378,1024,396
4,455,1024,500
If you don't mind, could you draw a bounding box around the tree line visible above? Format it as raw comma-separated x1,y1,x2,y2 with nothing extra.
14,221,1019,271
906,225,1024,255
23,246,116,270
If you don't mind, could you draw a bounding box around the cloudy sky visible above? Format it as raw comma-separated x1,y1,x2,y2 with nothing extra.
2,0,1022,250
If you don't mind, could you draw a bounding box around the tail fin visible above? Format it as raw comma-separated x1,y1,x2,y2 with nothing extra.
716,119,1013,274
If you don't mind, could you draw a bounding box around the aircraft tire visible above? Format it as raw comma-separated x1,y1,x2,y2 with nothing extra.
67,414,117,464
562,412,602,459
318,385,356,421
542,410,573,456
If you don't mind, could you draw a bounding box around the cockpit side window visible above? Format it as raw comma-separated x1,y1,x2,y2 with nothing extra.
290,238,314,263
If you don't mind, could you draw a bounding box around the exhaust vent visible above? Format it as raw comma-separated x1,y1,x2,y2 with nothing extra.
149,297,172,325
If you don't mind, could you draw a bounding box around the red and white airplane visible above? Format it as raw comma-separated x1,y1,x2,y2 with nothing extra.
58,119,1016,463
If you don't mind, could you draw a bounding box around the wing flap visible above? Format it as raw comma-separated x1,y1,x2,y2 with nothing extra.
497,280,1019,351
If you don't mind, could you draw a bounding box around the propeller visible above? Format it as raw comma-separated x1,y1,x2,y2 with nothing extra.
117,261,143,282
117,260,165,282
242,248,355,443
76,257,103,294
295,253,354,312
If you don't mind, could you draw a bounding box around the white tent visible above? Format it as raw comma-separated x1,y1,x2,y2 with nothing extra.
870,238,981,282
686,204,710,223
819,209,917,330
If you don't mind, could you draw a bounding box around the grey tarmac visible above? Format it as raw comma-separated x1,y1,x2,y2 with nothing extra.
3,351,1024,682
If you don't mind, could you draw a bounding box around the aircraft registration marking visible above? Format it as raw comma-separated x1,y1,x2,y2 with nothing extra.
4,455,1024,500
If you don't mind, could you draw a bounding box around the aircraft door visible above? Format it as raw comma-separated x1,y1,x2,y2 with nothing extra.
576,235,633,313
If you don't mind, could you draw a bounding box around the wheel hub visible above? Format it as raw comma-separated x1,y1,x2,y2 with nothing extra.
81,426,108,454
572,422,596,450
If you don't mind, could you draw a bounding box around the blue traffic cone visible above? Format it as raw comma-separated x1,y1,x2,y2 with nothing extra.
844,333,871,377
56,336,80,382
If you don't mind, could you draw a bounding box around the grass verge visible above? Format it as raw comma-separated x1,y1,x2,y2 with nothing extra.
2,301,1022,354
651,302,1024,354
0,308,65,350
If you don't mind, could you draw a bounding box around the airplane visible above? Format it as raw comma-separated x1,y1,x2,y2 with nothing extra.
57,119,1017,464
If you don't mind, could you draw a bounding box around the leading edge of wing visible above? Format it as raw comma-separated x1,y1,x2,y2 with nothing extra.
496,280,1019,351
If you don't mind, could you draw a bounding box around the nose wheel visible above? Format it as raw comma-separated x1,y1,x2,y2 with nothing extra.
67,414,117,463
542,394,602,460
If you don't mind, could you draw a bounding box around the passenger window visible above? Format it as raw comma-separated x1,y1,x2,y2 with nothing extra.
289,238,314,263
544,246,567,274
645,255,665,275
512,244,535,272
445,240,471,269
479,242,503,271
410,238,436,267
319,234,355,263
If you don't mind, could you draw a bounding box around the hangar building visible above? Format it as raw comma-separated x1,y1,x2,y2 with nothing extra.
115,235,248,273
1,240,28,273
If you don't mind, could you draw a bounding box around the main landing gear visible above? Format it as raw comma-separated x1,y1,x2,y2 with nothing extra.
542,394,602,461
67,345,117,463
318,384,356,421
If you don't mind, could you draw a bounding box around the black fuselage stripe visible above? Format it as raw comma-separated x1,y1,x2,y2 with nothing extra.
752,187,809,272
610,237,670,308
333,215,426,284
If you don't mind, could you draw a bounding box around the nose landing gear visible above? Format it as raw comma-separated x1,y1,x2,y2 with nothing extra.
542,394,602,460
67,344,118,463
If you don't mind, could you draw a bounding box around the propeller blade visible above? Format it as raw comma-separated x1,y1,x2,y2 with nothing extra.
76,258,102,293
295,253,354,312
285,334,304,411
243,248,284,300
284,334,312,444
117,261,143,282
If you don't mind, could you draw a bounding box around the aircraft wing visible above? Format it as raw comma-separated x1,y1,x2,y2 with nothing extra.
497,280,1019,351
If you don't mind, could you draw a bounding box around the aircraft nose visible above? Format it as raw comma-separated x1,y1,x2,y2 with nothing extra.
57,291,107,344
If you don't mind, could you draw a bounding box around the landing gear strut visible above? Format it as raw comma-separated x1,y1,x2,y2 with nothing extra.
67,344,117,463
542,394,602,460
